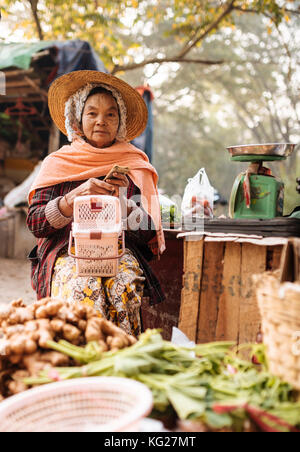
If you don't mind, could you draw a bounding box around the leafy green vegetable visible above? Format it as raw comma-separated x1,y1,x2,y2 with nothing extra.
205,410,233,430
24,330,300,432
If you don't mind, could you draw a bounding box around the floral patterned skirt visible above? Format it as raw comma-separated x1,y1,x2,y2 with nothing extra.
51,248,145,337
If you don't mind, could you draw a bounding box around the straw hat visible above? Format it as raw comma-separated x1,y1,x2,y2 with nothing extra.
48,70,148,141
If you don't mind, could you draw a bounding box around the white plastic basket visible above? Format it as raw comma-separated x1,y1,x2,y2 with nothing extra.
68,195,125,277
0,377,153,432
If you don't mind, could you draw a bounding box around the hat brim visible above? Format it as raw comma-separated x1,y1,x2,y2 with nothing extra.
48,70,148,141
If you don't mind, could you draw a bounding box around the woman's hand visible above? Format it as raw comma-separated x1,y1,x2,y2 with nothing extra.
106,172,129,198
58,178,116,217
106,172,132,220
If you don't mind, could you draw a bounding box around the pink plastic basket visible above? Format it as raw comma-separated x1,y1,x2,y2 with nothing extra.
0,377,153,432
68,195,125,277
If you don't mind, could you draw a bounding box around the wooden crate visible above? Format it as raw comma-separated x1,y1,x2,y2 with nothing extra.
179,236,286,344
0,213,16,258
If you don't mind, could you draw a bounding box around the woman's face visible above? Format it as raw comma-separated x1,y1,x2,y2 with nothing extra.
81,92,120,148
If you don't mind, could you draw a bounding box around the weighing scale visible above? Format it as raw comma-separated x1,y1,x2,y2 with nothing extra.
227,143,296,220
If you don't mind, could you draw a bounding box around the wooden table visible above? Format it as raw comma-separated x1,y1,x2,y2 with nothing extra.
142,229,287,343
178,233,287,344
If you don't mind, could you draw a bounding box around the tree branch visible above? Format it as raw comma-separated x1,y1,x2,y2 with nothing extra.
273,23,300,124
112,1,233,74
177,0,236,59
178,23,208,60
285,8,300,16
219,77,268,141
28,0,44,40
233,6,300,17
112,57,224,74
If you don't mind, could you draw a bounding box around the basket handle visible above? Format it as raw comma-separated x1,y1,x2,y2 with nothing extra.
68,230,126,261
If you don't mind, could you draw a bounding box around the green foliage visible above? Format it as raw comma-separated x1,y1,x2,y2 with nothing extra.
0,0,294,71
1,0,137,69
24,330,300,432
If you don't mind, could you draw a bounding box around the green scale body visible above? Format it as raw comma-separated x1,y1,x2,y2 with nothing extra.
231,174,284,219
229,155,285,220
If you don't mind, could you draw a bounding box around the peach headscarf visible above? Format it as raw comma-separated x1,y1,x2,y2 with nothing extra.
29,138,165,255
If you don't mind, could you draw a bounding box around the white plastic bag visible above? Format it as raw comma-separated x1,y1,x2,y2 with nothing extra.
4,161,42,208
171,327,196,358
181,168,214,220
171,327,195,348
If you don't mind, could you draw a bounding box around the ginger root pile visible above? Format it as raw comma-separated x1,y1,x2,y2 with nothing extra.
0,298,136,400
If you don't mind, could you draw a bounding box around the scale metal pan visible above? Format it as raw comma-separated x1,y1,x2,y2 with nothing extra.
227,143,296,157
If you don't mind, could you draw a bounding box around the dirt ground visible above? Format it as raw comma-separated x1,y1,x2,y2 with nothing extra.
0,258,36,305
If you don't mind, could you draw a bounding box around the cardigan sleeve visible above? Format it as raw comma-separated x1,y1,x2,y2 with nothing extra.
45,197,73,229
27,185,72,239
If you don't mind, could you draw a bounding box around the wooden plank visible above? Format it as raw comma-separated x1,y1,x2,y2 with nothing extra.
5,79,41,88
271,245,284,270
215,242,242,343
179,238,204,342
4,69,34,78
32,49,51,60
5,87,44,96
197,241,225,343
24,76,48,99
266,245,283,271
0,96,43,104
239,243,266,344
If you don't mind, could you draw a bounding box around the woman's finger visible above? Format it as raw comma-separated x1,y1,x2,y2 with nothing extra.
107,174,129,187
106,179,128,187
95,187,115,195
84,185,115,196
92,179,115,192
112,172,125,179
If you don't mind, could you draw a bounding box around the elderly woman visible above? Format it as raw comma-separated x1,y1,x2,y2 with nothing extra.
27,70,165,337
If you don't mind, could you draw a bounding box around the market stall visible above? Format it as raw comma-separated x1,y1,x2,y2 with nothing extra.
143,143,300,343
0,40,107,172
0,40,107,258
142,226,299,342
0,40,299,432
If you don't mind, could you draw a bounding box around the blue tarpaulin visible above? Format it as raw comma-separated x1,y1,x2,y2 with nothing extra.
131,86,154,163
53,40,108,78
